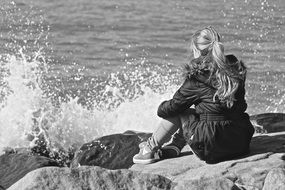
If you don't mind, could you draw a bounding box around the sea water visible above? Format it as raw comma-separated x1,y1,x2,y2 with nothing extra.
0,0,284,157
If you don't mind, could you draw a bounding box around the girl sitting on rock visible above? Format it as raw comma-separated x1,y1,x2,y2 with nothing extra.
133,26,254,164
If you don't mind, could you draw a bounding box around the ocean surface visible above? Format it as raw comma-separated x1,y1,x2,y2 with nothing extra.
0,0,284,155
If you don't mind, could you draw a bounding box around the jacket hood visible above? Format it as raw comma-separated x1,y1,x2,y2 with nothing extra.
184,57,217,88
184,54,243,88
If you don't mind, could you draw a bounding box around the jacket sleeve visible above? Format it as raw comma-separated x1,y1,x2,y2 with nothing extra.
157,77,200,118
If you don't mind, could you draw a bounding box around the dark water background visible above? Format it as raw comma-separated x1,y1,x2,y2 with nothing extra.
0,0,284,153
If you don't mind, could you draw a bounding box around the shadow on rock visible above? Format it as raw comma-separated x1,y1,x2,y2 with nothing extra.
249,133,285,156
247,112,285,157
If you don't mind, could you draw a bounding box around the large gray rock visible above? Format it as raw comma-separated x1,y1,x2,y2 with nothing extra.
128,113,285,189
8,166,175,190
71,131,151,169
173,177,241,190
131,131,285,190
263,168,285,190
0,153,59,189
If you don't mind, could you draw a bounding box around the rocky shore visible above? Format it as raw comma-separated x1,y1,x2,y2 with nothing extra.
1,113,285,190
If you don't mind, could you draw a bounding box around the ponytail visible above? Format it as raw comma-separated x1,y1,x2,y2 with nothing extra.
191,26,247,108
211,41,245,107
212,41,225,68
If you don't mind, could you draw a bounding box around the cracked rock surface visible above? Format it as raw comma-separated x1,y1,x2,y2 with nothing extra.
8,166,175,190
131,131,285,190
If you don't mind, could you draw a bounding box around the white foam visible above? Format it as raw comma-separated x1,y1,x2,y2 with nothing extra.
0,51,176,155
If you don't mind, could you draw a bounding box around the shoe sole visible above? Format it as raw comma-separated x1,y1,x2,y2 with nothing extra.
132,154,160,164
161,145,180,156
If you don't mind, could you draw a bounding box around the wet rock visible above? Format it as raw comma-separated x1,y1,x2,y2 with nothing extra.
0,152,59,189
71,131,152,169
250,113,285,133
8,166,175,190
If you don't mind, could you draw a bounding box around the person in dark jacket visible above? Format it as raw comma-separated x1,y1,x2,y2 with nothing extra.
133,26,254,164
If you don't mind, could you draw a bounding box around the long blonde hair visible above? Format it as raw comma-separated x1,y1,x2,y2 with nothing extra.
190,26,246,108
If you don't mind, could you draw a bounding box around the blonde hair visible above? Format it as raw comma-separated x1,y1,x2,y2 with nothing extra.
190,26,246,108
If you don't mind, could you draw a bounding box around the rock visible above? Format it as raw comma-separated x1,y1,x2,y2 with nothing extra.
263,168,285,190
250,132,285,155
71,131,151,169
5,113,285,189
174,177,241,190
8,166,175,190
131,131,285,190
250,113,285,133
0,152,59,189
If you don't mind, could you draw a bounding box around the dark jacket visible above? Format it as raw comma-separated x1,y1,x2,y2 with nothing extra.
157,62,254,164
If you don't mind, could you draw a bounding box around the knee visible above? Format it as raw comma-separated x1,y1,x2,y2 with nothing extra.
159,116,182,128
